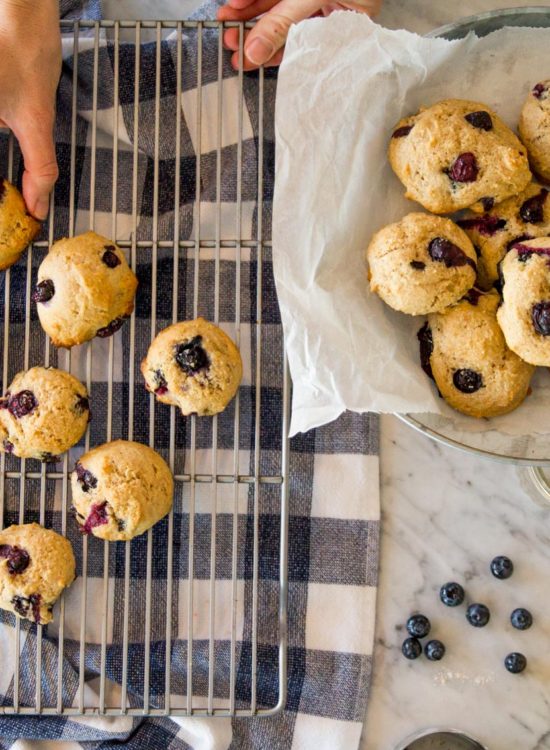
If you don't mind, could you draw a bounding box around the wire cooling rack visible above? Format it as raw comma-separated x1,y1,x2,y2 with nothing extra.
0,20,288,717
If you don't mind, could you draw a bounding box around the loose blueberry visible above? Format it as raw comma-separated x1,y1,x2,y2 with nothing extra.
481,196,495,211
102,247,121,268
465,111,493,131
174,336,210,375
154,369,168,395
8,391,38,418
532,301,550,336
428,237,476,270
457,215,507,237
440,581,465,607
519,189,548,224
392,125,414,138
406,614,431,639
402,637,422,660
0,544,30,574
410,260,426,270
511,608,533,631
504,652,527,673
533,82,547,99
424,639,446,661
32,279,55,303
75,462,98,492
453,369,483,394
490,555,514,579
81,501,109,535
417,323,434,380
448,152,479,183
466,603,490,627
96,316,127,338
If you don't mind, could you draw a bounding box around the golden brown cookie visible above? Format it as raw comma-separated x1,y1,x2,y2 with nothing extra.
497,237,550,366
367,212,476,315
0,367,90,461
141,318,242,416
458,182,550,290
418,290,534,418
34,231,138,348
519,80,550,183
0,178,41,271
389,99,531,214
0,523,75,625
71,440,174,541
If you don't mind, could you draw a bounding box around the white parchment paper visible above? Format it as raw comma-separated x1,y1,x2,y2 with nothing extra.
272,13,550,436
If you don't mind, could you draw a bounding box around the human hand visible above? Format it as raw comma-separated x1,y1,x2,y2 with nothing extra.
217,0,382,70
0,0,62,219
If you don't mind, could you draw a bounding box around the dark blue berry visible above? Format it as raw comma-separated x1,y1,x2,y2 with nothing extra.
402,637,422,660
465,111,493,131
532,302,550,336
504,652,526,673
392,125,413,138
424,639,445,661
8,390,38,418
490,555,514,579
101,247,121,268
406,614,431,639
466,603,490,627
428,237,476,270
0,544,30,574
448,152,479,183
440,582,465,607
511,608,533,631
96,316,127,338
75,462,98,493
32,279,55,303
174,336,210,375
453,368,483,394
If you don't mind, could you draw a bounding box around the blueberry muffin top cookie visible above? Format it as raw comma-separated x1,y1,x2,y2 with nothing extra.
71,440,174,541
389,99,531,215
0,177,41,271
0,523,75,625
0,366,90,461
367,212,477,315
458,182,550,290
497,236,550,366
33,231,138,348
141,318,243,417
519,80,550,183
419,290,534,418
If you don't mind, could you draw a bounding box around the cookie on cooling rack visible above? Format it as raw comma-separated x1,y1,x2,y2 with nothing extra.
0,177,41,271
497,237,550,366
458,182,550,290
0,523,75,625
418,289,534,418
33,231,138,348
71,440,173,541
0,366,90,461
141,318,243,417
519,80,550,183
367,212,476,315
388,99,531,215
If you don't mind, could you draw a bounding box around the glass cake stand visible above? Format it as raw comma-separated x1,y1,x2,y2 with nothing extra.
396,7,550,501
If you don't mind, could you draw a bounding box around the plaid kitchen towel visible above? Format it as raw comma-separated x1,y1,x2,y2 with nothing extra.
0,1,380,748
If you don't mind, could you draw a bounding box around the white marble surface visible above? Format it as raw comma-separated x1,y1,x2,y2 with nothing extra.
360,3,550,749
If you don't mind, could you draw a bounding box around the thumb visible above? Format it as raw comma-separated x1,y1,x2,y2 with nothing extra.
11,111,58,220
244,0,323,66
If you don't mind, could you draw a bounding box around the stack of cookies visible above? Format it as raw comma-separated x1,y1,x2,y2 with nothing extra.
367,87,550,419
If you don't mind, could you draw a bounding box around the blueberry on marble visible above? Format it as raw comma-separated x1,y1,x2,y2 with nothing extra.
440,582,465,607
490,555,514,579
424,639,445,661
511,608,533,631
402,637,422,660
466,603,490,627
406,614,431,639
504,652,527,673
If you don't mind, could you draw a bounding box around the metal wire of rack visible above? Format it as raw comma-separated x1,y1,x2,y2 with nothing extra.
0,19,289,717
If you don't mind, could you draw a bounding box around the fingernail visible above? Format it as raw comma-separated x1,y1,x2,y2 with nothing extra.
33,196,50,221
245,37,274,65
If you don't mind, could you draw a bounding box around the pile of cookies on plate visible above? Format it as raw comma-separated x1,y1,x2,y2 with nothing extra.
367,85,550,419
0,181,242,625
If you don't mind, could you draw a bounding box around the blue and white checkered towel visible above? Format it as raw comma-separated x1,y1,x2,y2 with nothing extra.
0,1,380,747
